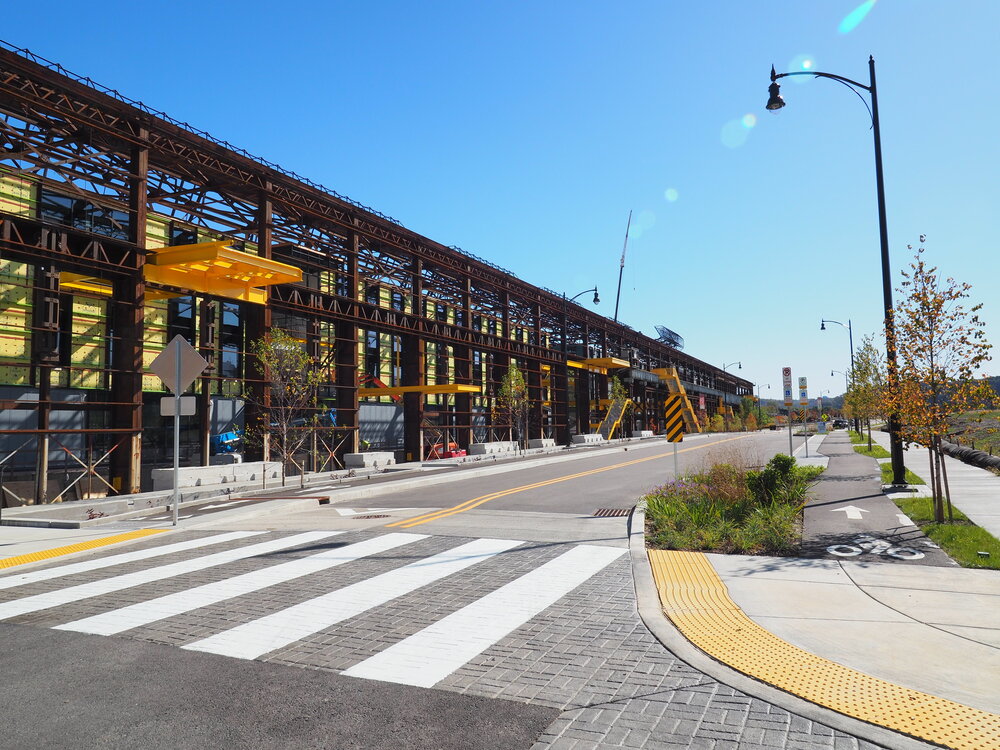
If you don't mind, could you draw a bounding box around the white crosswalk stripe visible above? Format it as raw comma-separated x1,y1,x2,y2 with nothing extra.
55,533,426,636
3,530,627,691
0,531,264,591
343,545,626,687
182,537,524,660
0,531,339,620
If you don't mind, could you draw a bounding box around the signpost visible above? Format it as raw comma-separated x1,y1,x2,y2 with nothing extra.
664,394,685,476
798,377,809,457
782,367,793,454
149,335,209,526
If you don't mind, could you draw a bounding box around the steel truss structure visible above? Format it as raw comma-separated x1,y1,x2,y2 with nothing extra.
0,42,751,504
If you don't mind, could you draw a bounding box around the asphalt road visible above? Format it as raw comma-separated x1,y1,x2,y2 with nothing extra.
0,430,917,750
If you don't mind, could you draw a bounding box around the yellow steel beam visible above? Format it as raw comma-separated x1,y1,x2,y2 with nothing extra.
360,384,482,397
147,240,233,266
582,356,630,369
60,273,112,296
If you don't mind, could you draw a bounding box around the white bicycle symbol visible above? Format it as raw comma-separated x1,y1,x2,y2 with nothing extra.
826,534,925,561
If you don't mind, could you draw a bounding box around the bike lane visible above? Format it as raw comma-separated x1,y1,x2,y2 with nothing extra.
801,432,953,566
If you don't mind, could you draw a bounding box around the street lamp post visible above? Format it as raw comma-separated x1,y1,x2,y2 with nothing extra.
567,287,600,305
767,57,905,486
822,318,858,431
831,369,849,395
755,383,771,423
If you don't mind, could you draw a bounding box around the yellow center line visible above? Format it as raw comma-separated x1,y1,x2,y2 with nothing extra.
390,434,750,529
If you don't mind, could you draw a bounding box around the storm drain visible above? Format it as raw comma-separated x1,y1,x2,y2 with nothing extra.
354,514,390,520
592,508,632,517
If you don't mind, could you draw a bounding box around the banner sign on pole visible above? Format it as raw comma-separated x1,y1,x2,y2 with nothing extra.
782,366,793,406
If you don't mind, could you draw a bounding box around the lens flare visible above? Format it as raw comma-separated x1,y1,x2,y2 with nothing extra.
741,114,757,129
839,0,877,34
721,119,749,148
664,188,679,203
787,54,816,83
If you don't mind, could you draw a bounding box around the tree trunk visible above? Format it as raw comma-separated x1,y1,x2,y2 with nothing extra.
937,435,954,523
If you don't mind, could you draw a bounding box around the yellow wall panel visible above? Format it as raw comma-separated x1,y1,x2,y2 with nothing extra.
0,365,29,385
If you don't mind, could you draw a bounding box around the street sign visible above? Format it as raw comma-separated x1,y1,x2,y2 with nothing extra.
161,396,196,416
664,394,685,443
149,335,209,528
798,376,809,406
149,335,209,394
782,367,793,406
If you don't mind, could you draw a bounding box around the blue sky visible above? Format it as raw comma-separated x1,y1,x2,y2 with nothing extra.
6,1,998,400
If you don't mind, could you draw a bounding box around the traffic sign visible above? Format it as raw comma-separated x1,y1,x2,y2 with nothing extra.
782,367,793,406
664,394,685,443
161,396,196,416
150,335,209,394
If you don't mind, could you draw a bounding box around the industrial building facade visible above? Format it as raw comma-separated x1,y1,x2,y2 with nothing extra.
0,43,751,504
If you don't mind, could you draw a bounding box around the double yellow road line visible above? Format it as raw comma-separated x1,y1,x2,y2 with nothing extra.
388,434,749,529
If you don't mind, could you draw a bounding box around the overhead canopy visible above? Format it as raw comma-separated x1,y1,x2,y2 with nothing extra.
145,241,302,304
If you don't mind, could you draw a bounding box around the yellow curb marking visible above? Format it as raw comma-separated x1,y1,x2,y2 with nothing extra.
0,529,168,570
389,435,750,529
648,549,1000,750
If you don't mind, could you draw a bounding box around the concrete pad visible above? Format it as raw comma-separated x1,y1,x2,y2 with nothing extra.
710,553,1000,715
861,585,1000,630
845,560,1000,596
747,617,1000,714
707,553,853,585
934,624,1000,649
720,577,911,623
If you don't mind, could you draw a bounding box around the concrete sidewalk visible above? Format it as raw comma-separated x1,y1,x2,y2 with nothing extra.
677,430,1000,748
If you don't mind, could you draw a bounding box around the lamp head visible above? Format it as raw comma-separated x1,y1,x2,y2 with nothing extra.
593,288,600,305
820,321,826,331
831,370,835,377
766,79,785,111
738,362,742,370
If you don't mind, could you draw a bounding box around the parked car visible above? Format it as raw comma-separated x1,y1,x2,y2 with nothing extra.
832,419,849,429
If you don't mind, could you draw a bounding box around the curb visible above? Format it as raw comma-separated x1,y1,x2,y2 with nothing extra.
627,506,933,750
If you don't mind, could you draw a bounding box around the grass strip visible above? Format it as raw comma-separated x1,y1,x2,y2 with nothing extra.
854,444,890,459
880,463,925,485
892,496,1000,569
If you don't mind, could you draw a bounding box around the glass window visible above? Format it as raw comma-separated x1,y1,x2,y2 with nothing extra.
168,297,196,345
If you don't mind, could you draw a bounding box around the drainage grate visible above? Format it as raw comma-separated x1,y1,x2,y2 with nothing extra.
354,514,390,520
592,508,631,518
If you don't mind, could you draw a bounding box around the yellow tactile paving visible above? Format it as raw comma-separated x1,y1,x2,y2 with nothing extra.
0,529,167,570
648,549,1000,750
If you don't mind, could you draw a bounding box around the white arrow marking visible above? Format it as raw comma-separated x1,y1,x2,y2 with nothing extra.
831,506,869,520
896,513,916,527
201,501,248,510
334,507,417,516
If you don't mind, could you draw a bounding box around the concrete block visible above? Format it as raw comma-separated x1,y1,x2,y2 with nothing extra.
528,438,556,449
632,430,655,439
468,441,518,455
150,461,280,490
344,452,396,469
571,434,606,445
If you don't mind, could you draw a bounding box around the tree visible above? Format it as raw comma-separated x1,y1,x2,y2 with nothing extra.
884,239,996,522
845,335,886,451
246,329,326,487
497,362,530,450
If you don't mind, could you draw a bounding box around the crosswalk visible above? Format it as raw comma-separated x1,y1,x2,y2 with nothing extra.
0,530,626,690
